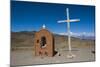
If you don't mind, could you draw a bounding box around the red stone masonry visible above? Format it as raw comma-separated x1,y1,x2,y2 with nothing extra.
34,28,55,57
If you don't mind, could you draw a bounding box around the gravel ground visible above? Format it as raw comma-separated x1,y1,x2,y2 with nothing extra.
10,47,95,66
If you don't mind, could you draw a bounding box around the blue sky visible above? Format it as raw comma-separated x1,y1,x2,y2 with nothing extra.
11,1,95,35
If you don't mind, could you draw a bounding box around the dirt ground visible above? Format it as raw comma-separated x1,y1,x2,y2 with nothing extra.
10,46,95,66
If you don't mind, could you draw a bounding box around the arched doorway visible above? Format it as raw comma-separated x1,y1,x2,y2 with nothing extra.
40,36,46,48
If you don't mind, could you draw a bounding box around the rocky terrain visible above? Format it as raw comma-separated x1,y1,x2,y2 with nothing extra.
10,31,95,66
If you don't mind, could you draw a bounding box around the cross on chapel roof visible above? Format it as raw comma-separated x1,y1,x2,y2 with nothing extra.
42,24,46,29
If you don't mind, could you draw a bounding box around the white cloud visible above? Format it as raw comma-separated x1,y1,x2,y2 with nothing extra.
54,32,95,37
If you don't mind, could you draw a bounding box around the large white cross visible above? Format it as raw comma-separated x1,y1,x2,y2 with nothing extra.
58,8,80,58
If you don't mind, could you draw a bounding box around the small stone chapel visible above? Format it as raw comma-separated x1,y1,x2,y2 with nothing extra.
34,24,55,57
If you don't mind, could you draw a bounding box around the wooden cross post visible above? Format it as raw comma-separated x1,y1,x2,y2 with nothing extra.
58,8,80,58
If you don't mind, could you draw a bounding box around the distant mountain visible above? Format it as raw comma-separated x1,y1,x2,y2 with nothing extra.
11,31,95,48
53,32,95,40
11,31,36,47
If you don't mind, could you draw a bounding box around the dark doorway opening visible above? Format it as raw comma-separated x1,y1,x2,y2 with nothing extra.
40,36,46,48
